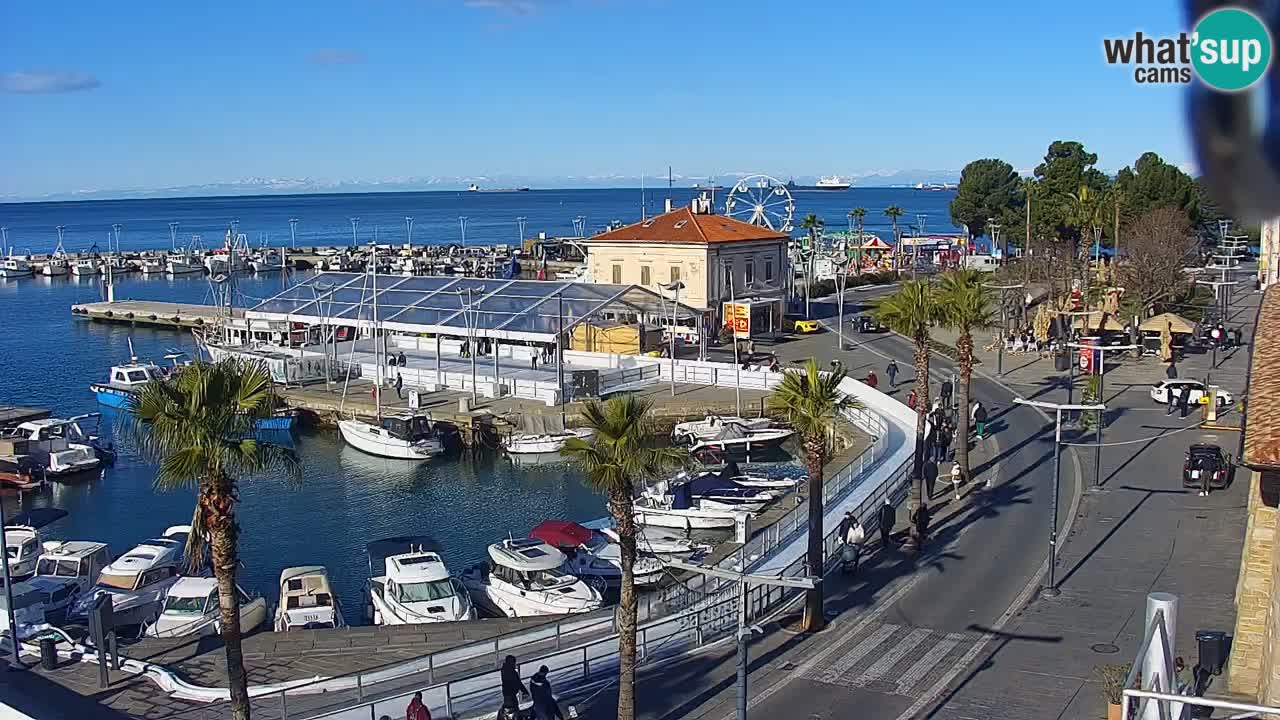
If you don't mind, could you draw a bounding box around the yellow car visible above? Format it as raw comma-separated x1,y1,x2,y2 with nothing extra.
788,318,820,334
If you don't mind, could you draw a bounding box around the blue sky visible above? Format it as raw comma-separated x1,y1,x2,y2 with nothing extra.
2,0,1195,197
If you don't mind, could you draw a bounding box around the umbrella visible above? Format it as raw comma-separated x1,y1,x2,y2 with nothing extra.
1071,311,1124,332
1140,312,1195,334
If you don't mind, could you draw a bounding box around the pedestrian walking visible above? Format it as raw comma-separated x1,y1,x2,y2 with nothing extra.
747,339,755,358
940,378,954,410
1166,362,1178,380
397,350,407,367
840,512,866,577
910,503,931,545
865,370,879,389
972,402,988,440
394,372,404,400
886,359,899,388
406,691,432,720
529,665,565,720
923,459,938,499
951,462,964,500
906,389,918,410
1178,386,1191,418
1234,327,1244,348
1166,386,1178,415
531,352,538,370
878,499,895,548
499,655,528,719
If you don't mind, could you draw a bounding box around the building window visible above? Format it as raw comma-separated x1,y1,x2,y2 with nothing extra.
765,260,774,282
612,264,622,284
745,260,755,286
640,265,651,287
722,263,733,293
670,265,681,283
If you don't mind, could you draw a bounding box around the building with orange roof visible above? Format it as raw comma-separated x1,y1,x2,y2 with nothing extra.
583,198,789,336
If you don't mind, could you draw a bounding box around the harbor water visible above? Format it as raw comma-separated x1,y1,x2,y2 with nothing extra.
0,187,941,624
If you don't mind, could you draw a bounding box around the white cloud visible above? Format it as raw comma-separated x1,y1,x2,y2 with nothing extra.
0,70,100,94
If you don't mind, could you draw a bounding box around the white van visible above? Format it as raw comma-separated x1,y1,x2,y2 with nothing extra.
963,254,1000,272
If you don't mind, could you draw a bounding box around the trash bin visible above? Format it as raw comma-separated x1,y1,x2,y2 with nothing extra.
1054,352,1070,371
39,636,57,670
1196,629,1227,675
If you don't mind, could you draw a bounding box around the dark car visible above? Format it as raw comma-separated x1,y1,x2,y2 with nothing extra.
1183,443,1233,489
854,315,887,333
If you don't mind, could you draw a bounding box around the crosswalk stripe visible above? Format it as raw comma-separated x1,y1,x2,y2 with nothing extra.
816,623,900,683
894,633,964,693
861,627,933,683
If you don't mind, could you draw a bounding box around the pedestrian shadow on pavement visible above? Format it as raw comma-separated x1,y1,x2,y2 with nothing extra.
1055,485,1187,589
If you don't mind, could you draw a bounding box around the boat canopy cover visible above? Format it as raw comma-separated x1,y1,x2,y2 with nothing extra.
520,414,566,435
488,538,566,572
247,272,704,343
530,521,593,549
366,536,442,578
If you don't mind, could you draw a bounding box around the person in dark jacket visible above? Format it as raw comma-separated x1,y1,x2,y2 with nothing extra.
1166,362,1178,380
923,459,939,500
397,350,407,367
910,503,931,544
529,665,564,720
940,378,953,410
878,499,895,548
499,655,527,717
886,359,899,387
1178,385,1192,418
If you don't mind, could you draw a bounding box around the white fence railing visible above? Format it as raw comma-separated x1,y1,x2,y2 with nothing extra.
167,367,915,720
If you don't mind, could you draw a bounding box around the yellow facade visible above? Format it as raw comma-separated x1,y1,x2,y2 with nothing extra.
585,239,787,312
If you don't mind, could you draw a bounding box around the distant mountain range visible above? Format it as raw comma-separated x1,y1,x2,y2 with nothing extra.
3,170,965,203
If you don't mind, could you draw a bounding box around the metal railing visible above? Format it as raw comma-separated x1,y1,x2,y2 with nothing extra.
169,372,909,719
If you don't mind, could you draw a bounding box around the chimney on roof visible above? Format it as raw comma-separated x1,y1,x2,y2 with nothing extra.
664,198,674,214
691,193,713,215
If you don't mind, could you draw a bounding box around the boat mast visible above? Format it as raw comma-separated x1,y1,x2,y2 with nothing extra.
371,242,382,422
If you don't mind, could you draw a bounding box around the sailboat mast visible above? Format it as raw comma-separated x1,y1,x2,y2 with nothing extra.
371,244,382,422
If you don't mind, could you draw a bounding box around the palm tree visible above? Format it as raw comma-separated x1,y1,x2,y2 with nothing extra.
127,359,299,720
769,359,853,632
875,281,940,547
850,207,868,275
563,396,685,720
936,270,997,479
884,205,905,273
799,213,824,317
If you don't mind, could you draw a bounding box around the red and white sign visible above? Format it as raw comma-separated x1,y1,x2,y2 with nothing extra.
723,302,750,339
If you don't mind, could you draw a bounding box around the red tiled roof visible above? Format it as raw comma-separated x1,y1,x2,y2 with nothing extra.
585,207,789,245
1245,286,1280,468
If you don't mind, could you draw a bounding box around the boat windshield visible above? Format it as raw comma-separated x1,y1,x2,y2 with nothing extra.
37,558,80,578
5,546,17,559
164,593,210,615
528,567,576,590
396,579,455,603
97,571,140,591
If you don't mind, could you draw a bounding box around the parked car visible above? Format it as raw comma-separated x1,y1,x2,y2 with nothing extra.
853,315,887,334
1183,444,1232,489
785,316,820,334
1149,380,1233,408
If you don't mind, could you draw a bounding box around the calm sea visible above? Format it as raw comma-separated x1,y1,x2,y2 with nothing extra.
0,187,945,623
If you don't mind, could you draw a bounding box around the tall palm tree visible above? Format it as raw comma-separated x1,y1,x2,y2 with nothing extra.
936,270,997,479
128,359,299,720
799,214,824,317
769,359,853,632
850,207,868,275
884,205,905,273
563,396,685,720
875,281,940,547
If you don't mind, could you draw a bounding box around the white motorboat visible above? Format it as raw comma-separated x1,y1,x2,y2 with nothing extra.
145,576,268,638
274,566,345,631
365,538,473,625
0,415,104,477
249,250,284,273
594,525,711,560
166,254,204,275
672,415,774,445
70,257,101,276
35,540,111,597
139,255,167,274
68,526,190,629
530,521,665,587
0,252,33,278
41,238,69,277
688,424,794,456
505,422,595,455
339,414,446,460
461,538,605,617
633,486,749,530
4,526,43,579
103,255,135,274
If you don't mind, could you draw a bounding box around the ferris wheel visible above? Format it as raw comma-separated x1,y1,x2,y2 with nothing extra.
724,174,795,233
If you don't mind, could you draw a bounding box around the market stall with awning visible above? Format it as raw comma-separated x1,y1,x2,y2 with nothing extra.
1139,312,1196,335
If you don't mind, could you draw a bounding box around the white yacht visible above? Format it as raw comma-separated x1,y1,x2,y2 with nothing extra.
4,526,43,579
102,255,135,275
633,492,747,530
366,539,473,625
274,566,345,631
505,425,594,455
166,253,204,275
67,526,189,629
249,250,284,273
672,415,774,445
0,415,104,477
461,538,605,617
34,540,111,597
687,423,794,456
41,239,69,276
0,254,33,278
530,521,665,587
594,525,711,560
145,576,268,638
139,255,167,274
70,257,101,276
339,413,446,460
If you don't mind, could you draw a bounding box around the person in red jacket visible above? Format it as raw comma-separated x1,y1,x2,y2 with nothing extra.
406,691,431,720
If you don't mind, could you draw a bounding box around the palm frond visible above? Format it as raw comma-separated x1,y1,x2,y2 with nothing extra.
874,280,940,337
936,269,998,333
563,395,686,498
768,359,857,447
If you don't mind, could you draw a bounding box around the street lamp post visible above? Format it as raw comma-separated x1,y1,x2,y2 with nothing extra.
0,499,22,668
349,217,360,248
985,282,1024,376
1067,342,1139,489
455,287,484,404
721,259,743,417
662,281,685,397
836,258,851,351
289,218,299,251
1014,397,1104,597
459,216,469,248
405,217,414,250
